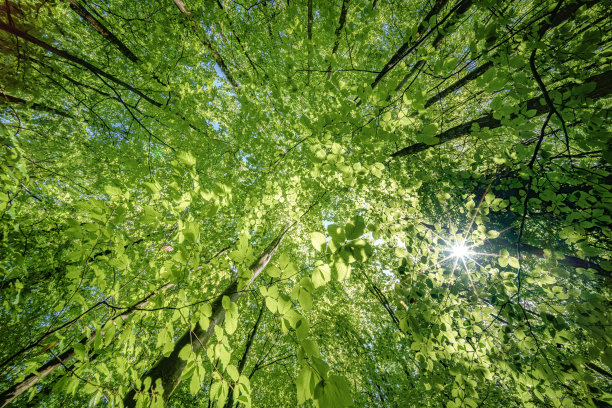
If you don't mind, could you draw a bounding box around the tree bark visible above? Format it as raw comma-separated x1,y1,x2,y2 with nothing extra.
422,0,597,109
394,0,473,93
306,0,313,85
326,0,350,80
65,0,139,62
223,305,264,408
0,22,162,107
370,0,451,89
0,93,73,118
391,69,612,157
0,247,231,407
123,226,290,407
173,0,240,90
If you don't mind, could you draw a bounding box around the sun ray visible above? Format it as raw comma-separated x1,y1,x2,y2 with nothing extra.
424,226,451,245
470,251,500,257
461,257,480,301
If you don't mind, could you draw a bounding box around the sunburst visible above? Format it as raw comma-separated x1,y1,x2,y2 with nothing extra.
450,242,471,259
396,180,506,305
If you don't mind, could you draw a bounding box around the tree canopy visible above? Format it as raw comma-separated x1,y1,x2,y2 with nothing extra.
0,0,611,407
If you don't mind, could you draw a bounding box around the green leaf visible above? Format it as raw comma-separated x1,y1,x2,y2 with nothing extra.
302,339,320,358
73,343,87,359
311,357,329,379
226,364,239,381
177,151,196,167
298,289,312,311
222,296,231,310
103,323,116,347
349,239,373,262
297,367,313,404
219,345,231,368
199,315,210,330
266,264,282,278
296,318,310,340
215,326,224,340
225,310,238,335
265,297,278,314
312,264,331,288
300,277,315,293
200,303,212,317
178,344,192,361
371,162,385,178
211,381,221,400
189,370,201,395
327,224,346,243
278,253,290,269
486,230,500,239
333,260,350,281
277,294,292,315
508,257,520,269
236,395,250,407
345,215,365,240
311,232,326,252
104,185,122,197
421,123,438,136
314,375,353,407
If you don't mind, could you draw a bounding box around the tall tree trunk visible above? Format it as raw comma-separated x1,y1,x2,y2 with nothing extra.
0,22,161,107
123,225,290,407
223,305,264,408
306,0,313,85
0,93,73,118
0,284,172,408
173,0,240,90
370,0,451,89
65,0,139,62
422,0,596,108
0,247,230,407
391,70,612,157
326,0,349,80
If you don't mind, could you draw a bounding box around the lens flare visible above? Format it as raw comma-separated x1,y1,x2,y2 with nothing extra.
451,243,470,259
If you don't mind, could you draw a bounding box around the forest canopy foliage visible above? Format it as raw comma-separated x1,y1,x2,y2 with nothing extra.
0,0,611,407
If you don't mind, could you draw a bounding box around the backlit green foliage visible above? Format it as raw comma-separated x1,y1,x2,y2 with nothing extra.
0,0,610,407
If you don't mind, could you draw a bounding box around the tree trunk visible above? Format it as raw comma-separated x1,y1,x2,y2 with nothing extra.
0,283,174,408
326,0,350,80
391,69,612,157
0,22,161,107
123,226,290,407
65,0,139,62
223,305,264,408
0,247,230,407
370,0,451,89
0,93,73,118
173,0,240,90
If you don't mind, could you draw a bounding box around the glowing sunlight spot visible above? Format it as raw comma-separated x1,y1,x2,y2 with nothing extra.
451,243,470,259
